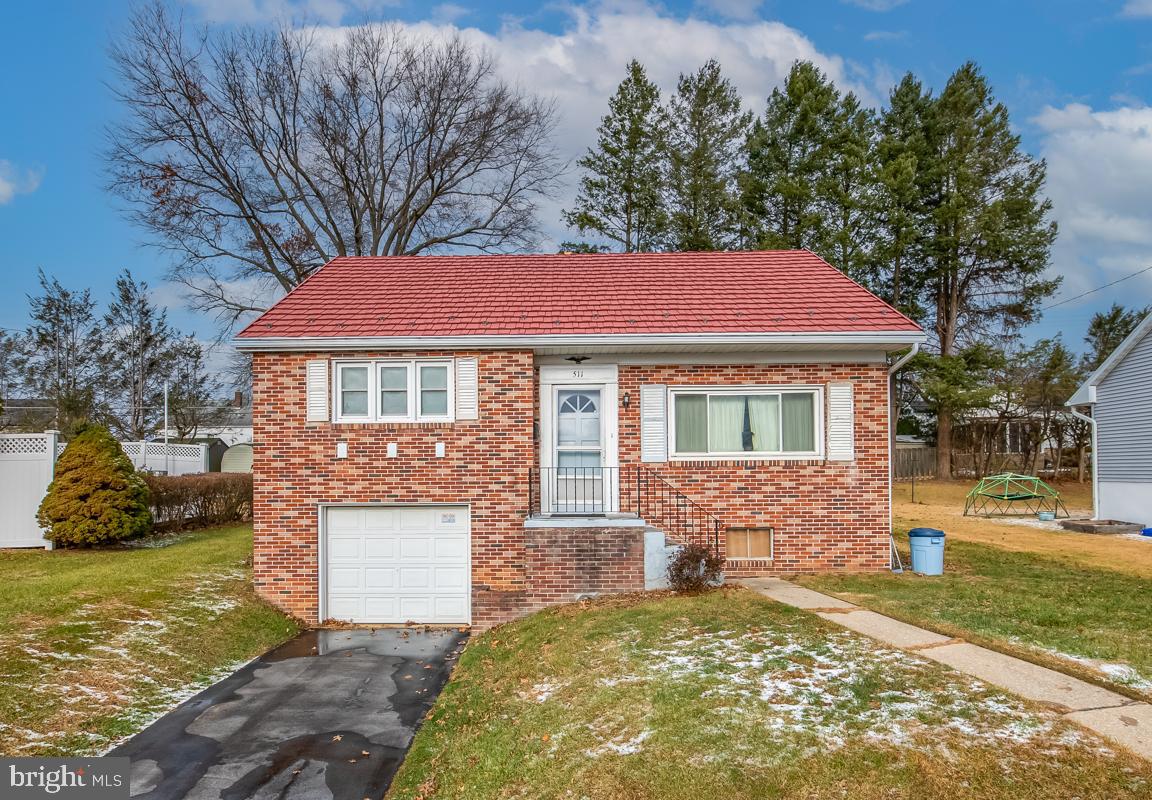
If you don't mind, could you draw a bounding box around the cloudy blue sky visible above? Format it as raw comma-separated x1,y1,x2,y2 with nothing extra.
2,0,1152,352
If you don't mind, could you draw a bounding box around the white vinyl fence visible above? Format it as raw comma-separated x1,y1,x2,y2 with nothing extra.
0,432,58,549
1,433,210,549
55,440,209,476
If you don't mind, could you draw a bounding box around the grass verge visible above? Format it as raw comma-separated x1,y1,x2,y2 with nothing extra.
388,588,1150,800
798,532,1152,702
0,525,298,755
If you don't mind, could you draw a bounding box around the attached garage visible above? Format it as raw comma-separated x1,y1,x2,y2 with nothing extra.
322,505,471,625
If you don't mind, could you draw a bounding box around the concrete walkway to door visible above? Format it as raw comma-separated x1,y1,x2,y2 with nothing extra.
740,577,1152,761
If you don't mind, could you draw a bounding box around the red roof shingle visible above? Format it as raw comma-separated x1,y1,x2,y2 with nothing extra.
236,250,921,339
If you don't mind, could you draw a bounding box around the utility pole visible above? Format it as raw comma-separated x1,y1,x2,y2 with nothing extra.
163,381,169,475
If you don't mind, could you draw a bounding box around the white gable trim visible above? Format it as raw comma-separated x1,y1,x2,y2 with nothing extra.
1067,311,1152,406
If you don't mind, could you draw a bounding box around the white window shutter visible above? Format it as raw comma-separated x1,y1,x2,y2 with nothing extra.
640,384,668,463
305,360,329,422
827,382,855,461
455,357,479,420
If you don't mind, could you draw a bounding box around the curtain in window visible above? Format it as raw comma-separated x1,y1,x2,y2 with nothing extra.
782,393,815,452
675,394,707,452
748,395,779,452
708,395,745,452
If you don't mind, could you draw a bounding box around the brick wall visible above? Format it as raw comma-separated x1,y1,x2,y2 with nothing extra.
251,349,535,628
252,351,890,631
615,363,891,575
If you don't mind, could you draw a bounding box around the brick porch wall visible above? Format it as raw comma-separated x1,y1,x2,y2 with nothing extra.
615,363,891,575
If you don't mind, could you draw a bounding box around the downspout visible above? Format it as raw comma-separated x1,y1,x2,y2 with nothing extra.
1068,403,1099,520
886,342,921,569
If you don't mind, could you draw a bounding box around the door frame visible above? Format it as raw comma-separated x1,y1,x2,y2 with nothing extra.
539,365,619,514
316,502,472,625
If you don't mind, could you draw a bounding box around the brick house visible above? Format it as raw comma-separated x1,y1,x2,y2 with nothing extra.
235,251,925,629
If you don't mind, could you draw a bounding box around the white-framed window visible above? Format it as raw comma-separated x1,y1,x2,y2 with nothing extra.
669,386,823,458
334,359,454,422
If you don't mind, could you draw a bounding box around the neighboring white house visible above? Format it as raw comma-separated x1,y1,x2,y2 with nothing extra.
163,406,253,447
1067,312,1152,526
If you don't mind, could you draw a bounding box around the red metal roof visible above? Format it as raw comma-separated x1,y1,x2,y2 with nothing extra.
236,250,921,339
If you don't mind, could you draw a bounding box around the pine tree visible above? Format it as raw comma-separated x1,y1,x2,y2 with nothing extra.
99,270,178,440
37,424,153,546
817,91,879,288
13,270,102,434
742,61,840,252
920,63,1059,478
664,60,752,251
874,73,934,316
563,61,667,252
1082,303,1150,371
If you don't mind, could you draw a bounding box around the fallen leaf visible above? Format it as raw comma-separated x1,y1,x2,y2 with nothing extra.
332,735,343,741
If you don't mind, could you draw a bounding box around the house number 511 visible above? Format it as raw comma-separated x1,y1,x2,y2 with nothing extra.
571,369,584,378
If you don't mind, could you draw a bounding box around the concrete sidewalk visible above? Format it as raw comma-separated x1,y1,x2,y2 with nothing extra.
740,576,1152,760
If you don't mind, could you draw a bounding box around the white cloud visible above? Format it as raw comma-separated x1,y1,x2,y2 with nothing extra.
310,2,876,246
1033,102,1152,301
0,160,42,206
1120,0,1152,18
694,0,764,21
842,0,909,11
430,3,470,25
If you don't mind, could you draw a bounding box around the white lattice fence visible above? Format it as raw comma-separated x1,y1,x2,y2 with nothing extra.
55,440,209,476
0,432,58,548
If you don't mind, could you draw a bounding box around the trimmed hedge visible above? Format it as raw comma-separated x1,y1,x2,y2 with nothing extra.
144,473,253,531
38,425,153,547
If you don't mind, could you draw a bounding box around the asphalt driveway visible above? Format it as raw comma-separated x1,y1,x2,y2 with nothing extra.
110,628,468,800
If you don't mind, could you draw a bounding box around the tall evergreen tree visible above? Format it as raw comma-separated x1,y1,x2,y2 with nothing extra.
742,61,840,252
874,73,934,317
817,91,879,288
99,270,178,440
563,61,667,252
664,60,751,251
919,63,1059,478
13,271,103,434
1082,303,1150,371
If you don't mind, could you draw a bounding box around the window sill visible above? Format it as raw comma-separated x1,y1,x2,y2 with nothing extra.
668,454,824,462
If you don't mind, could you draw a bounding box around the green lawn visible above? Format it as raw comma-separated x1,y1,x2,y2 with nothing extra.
797,533,1152,701
388,589,1150,800
0,525,298,755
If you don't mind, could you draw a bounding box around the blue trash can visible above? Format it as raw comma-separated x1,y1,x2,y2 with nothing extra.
908,528,945,575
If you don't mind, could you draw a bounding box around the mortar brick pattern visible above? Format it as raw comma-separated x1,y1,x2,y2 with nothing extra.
252,351,890,630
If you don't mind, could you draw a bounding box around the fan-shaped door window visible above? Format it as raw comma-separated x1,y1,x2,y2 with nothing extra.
554,389,603,512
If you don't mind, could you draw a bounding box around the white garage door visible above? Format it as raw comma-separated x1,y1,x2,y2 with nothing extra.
324,505,470,625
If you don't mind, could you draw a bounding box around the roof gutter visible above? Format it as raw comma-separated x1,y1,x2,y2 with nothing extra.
887,341,920,374
233,330,927,352
1067,403,1099,520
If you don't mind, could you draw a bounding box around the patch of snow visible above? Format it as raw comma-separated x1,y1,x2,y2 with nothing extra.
586,730,652,757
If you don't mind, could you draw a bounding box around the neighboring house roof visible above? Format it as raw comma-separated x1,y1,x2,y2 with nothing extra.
1067,311,1152,406
235,251,923,349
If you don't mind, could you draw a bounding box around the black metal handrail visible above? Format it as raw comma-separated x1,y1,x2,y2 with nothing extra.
527,465,722,555
634,466,722,554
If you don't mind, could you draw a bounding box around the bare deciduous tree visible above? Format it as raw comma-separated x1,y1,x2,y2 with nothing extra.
108,3,561,326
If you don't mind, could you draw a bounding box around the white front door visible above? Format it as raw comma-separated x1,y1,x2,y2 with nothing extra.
554,387,605,513
538,364,620,515
323,505,470,624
